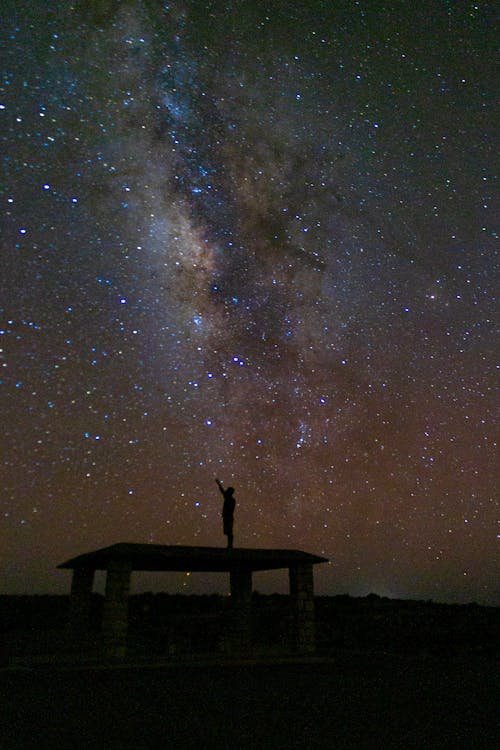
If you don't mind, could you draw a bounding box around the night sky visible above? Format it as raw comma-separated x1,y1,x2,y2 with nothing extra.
1,1,498,604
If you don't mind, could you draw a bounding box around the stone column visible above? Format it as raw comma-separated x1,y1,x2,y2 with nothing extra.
226,569,252,654
102,559,132,659
68,567,95,634
289,563,316,654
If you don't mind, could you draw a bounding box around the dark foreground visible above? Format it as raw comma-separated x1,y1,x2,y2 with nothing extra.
1,653,497,750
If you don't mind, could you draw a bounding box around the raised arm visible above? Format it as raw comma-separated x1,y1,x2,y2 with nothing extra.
215,478,224,494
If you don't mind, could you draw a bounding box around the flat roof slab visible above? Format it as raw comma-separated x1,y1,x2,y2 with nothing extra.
58,543,328,573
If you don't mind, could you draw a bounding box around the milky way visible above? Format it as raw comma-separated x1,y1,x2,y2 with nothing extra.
1,1,498,603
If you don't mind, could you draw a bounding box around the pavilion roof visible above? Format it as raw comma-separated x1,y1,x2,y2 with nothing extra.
58,543,328,573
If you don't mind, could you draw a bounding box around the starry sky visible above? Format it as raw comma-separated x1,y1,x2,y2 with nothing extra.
1,1,498,604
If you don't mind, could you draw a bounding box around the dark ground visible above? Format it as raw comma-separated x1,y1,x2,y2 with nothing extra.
1,653,498,750
1,595,498,748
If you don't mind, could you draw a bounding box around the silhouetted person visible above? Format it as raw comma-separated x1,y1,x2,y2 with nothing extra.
215,478,235,549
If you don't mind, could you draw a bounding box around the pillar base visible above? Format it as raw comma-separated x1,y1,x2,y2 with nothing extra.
224,569,252,655
102,559,132,659
68,568,95,634
289,563,316,654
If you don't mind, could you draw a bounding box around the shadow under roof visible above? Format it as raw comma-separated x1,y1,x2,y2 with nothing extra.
58,543,328,573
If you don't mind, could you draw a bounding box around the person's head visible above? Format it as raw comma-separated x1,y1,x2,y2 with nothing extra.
226,487,234,495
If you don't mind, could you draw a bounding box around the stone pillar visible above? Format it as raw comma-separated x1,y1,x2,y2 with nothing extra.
67,567,95,638
225,569,252,654
289,563,316,654
102,559,132,659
